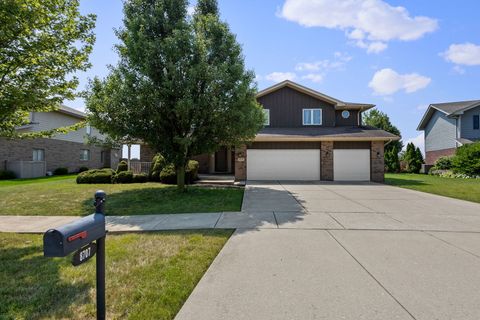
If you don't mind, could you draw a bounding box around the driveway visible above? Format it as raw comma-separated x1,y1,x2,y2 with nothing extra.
176,181,480,320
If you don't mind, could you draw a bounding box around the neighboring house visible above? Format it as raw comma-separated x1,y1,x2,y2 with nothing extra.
141,80,399,182
417,100,480,165
0,105,120,178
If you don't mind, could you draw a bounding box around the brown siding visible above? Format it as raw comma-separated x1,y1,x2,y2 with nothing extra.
333,141,371,149
335,110,360,127
257,86,336,127
249,142,321,149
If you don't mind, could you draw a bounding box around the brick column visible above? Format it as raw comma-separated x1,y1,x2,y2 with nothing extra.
321,141,333,181
371,141,385,183
234,145,247,181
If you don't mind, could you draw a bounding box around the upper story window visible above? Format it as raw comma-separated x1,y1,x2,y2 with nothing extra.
263,109,270,126
80,149,90,161
474,115,479,130
303,109,322,125
86,124,92,135
32,149,44,161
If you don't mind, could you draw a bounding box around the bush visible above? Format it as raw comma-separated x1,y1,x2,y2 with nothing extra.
149,154,167,182
385,147,400,173
133,173,148,183
112,170,133,184
452,142,480,176
78,166,89,173
116,160,128,173
0,170,16,180
433,156,453,170
402,143,423,173
159,160,200,185
53,167,69,175
76,169,115,184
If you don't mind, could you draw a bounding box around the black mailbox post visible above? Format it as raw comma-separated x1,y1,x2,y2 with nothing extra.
43,190,107,320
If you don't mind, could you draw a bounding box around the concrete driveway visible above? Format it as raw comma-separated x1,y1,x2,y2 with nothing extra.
176,181,480,320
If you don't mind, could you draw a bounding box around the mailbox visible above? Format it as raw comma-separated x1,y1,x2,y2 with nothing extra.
43,213,106,257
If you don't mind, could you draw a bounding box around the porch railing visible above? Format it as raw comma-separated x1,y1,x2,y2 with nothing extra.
129,162,152,174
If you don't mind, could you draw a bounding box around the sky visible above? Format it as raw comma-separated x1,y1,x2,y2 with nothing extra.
69,0,480,158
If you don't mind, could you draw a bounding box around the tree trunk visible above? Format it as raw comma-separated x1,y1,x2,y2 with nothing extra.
177,165,186,192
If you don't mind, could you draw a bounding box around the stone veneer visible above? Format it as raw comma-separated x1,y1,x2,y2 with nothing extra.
320,141,334,180
234,145,247,181
370,141,385,183
0,137,119,172
425,148,456,165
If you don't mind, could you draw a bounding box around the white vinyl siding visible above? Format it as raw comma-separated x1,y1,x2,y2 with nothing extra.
424,110,457,152
461,105,480,139
303,109,322,125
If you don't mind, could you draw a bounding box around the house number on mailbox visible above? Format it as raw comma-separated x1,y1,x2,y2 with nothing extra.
72,242,97,266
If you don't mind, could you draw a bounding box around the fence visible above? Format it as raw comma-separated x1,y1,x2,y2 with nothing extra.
7,161,46,178
129,162,152,174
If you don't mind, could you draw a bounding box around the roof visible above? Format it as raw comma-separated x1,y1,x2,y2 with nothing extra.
255,126,399,142
57,105,86,119
256,80,375,112
417,100,480,130
456,138,480,145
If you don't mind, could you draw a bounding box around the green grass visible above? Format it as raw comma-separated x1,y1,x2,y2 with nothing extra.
385,173,480,203
0,174,76,186
0,176,244,216
0,231,232,319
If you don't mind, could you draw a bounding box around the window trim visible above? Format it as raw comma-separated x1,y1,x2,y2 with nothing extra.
86,124,92,135
474,115,479,130
32,149,45,161
263,109,270,126
302,108,323,126
80,149,90,161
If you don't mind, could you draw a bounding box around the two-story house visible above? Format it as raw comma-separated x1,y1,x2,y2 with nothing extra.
140,80,399,182
417,100,480,165
0,105,120,178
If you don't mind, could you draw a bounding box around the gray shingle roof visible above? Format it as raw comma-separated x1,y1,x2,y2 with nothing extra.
431,100,480,114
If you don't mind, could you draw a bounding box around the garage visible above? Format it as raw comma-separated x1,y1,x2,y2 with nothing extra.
247,149,320,180
333,149,370,181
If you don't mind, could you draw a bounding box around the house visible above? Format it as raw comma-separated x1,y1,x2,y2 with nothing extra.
141,81,399,182
417,100,480,165
0,105,120,178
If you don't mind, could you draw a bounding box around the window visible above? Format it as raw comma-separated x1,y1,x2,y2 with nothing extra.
32,149,44,161
86,124,92,135
303,109,322,125
341,110,350,119
474,115,479,130
263,109,270,125
80,149,90,161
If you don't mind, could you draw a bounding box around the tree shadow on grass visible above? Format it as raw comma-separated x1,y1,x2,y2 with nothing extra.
0,238,91,319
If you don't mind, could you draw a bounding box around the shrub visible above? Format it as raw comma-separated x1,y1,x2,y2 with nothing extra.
0,170,16,180
132,173,148,183
433,156,453,170
76,168,115,184
112,170,134,184
149,154,166,182
159,160,200,184
78,166,89,173
53,167,69,175
116,160,128,173
452,142,480,176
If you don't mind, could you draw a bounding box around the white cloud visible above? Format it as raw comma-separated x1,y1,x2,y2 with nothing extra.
279,0,438,53
368,68,431,95
452,65,466,74
441,43,480,66
265,72,297,82
403,132,425,156
302,73,324,83
295,52,352,72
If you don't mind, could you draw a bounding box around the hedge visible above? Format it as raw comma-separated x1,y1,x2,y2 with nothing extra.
53,167,69,175
116,160,128,173
149,154,167,182
159,160,199,185
112,171,134,184
0,170,16,180
76,169,115,184
133,173,148,183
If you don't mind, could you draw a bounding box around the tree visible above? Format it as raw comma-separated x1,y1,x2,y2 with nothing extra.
85,0,264,191
0,0,96,137
402,142,423,173
363,109,402,171
452,142,480,176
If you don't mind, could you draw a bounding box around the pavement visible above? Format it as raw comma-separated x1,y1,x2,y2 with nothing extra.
175,181,480,320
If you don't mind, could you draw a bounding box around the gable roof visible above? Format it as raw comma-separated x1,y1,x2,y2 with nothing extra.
57,105,86,119
256,80,375,111
417,100,480,130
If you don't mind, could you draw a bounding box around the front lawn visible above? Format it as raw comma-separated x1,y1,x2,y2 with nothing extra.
385,173,480,203
0,230,232,319
0,176,244,216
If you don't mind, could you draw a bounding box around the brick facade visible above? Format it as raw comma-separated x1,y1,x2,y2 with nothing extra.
425,148,456,165
370,141,385,183
140,144,156,162
0,137,119,173
320,141,334,180
234,145,247,181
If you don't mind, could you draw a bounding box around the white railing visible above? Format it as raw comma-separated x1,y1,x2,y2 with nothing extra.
129,162,152,174
7,161,46,178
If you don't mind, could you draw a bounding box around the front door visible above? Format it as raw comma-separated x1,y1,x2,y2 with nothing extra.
215,147,228,172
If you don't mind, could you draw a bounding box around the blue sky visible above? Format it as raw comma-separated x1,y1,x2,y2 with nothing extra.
70,0,480,157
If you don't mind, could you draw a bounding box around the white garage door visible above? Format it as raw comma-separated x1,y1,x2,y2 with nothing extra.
334,149,370,181
247,149,320,180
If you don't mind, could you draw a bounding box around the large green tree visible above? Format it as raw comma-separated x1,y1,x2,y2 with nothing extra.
0,0,96,137
86,0,264,191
